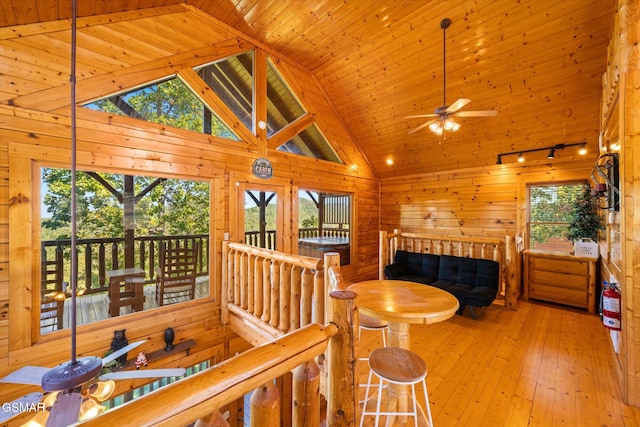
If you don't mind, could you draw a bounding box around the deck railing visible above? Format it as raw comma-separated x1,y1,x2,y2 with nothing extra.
41,234,209,295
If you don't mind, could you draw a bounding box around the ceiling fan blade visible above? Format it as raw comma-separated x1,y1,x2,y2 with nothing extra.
102,340,147,366
455,110,498,117
1,366,51,385
404,113,439,119
99,367,186,381
0,392,44,423
45,392,82,427
445,98,471,113
407,120,435,135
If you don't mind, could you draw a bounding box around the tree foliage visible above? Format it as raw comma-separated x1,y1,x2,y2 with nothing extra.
567,184,604,242
529,184,583,246
86,77,234,138
42,168,209,239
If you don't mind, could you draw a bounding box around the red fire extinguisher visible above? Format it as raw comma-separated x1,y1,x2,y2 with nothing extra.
602,282,621,331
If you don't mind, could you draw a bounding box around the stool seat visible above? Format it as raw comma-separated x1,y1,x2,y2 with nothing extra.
369,347,427,383
360,313,388,329
360,347,433,427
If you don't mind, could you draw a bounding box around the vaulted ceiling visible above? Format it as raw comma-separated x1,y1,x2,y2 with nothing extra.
1,0,617,178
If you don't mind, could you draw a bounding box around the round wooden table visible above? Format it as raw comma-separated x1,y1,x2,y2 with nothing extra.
347,279,459,424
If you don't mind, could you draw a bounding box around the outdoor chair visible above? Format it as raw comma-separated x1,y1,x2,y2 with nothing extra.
156,240,200,306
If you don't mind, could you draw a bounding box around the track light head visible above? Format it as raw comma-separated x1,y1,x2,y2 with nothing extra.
547,148,555,159
496,155,502,165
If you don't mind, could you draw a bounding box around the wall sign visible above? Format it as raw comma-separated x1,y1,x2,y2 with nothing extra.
252,158,273,179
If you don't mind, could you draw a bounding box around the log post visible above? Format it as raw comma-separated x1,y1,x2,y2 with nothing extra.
379,230,388,279
250,382,280,427
221,241,229,324
326,289,359,426
292,361,320,427
194,410,229,426
504,235,520,309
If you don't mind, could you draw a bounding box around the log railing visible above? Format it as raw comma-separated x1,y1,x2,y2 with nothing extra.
379,229,521,309
81,243,357,426
222,241,340,345
79,320,358,427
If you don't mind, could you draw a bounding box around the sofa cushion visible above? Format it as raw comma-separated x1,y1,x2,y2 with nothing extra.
437,255,459,282
474,259,500,288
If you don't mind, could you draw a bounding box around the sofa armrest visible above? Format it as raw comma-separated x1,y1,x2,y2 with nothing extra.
383,263,405,279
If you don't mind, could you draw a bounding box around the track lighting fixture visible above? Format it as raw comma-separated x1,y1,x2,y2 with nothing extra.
547,148,555,159
496,142,587,164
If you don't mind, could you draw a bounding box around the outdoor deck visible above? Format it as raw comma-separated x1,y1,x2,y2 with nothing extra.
41,278,209,333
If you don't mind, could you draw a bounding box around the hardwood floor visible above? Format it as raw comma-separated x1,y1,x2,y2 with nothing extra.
357,300,640,427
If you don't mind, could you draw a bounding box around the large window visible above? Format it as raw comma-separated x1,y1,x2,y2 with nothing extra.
40,167,210,334
527,182,585,253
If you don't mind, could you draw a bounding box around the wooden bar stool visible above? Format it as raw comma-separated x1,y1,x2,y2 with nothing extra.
359,347,433,427
358,313,388,402
359,312,388,349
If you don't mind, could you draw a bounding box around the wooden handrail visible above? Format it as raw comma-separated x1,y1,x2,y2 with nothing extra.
79,323,338,427
222,241,340,345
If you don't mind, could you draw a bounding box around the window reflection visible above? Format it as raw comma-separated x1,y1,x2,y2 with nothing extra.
40,167,210,333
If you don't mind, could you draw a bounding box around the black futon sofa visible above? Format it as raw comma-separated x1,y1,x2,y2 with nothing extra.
383,250,500,319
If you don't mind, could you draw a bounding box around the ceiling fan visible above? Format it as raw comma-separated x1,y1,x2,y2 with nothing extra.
0,2,186,425
405,18,498,135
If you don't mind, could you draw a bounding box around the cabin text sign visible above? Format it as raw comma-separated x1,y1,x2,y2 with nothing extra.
252,158,273,179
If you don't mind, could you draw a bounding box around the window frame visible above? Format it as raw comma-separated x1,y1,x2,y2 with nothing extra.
525,179,588,252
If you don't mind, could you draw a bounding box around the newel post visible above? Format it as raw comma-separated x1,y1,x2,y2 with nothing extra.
326,289,359,426
504,235,520,309
250,381,280,427
292,361,321,426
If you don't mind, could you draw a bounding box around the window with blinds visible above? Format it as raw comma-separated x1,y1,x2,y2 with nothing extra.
527,182,585,253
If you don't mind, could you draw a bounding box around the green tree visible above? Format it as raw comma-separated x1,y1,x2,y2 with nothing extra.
567,184,604,242
87,77,234,138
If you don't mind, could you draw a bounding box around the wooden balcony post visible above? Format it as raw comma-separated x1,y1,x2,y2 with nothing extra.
292,360,320,427
250,381,280,427
504,235,520,309
379,230,388,279
326,289,359,426
194,410,229,426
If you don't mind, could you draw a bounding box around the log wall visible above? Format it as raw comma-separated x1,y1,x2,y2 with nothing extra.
0,7,380,418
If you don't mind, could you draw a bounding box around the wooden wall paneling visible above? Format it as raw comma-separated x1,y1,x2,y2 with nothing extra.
12,39,252,111
7,156,34,351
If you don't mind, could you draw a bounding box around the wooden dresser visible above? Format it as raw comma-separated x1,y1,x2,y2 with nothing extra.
523,249,597,313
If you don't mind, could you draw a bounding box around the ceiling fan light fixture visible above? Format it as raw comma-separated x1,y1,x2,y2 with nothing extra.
429,122,443,135
78,398,105,421
444,118,460,132
89,380,116,402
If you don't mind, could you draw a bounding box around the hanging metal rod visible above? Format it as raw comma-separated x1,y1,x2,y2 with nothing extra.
496,142,586,164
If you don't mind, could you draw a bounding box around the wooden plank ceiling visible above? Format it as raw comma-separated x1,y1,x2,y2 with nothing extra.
0,0,616,178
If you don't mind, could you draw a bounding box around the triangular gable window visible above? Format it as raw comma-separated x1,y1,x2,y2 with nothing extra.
83,77,238,140
195,51,254,132
278,123,342,164
266,59,305,136
267,60,342,164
